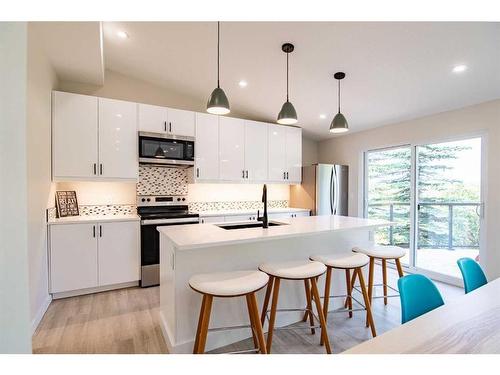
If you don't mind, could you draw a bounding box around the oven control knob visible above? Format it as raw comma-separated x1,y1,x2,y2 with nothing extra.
182,198,186,201
177,198,181,201
147,198,151,202
141,198,146,202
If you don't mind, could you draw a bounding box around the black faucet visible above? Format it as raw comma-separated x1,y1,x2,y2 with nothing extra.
257,184,268,228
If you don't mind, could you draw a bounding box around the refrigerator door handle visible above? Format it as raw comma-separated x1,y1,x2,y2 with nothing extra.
333,166,340,214
330,167,334,214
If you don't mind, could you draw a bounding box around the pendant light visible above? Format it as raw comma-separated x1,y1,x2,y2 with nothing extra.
329,72,349,133
207,22,230,115
277,43,298,125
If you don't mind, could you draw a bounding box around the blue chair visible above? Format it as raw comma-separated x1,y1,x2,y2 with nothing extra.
398,274,444,324
457,257,488,294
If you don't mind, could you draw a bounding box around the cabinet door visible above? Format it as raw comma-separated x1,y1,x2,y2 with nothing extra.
138,103,168,133
98,221,140,286
195,113,219,180
98,98,138,180
268,212,292,220
245,121,268,181
50,223,98,293
52,91,98,179
227,214,258,222
268,124,287,182
167,108,195,137
200,216,225,224
286,127,302,183
294,211,310,217
219,117,246,181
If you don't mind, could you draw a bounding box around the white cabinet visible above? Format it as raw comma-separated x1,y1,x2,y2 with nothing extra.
244,120,268,181
285,127,302,183
98,98,138,179
195,113,219,181
219,117,246,181
52,91,138,181
52,91,99,179
50,223,98,293
49,220,140,295
268,124,287,181
268,210,310,220
167,107,195,137
138,104,195,137
138,103,167,133
200,216,225,224
98,221,140,286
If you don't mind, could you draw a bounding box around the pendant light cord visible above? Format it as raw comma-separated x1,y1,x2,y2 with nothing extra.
286,52,289,102
338,78,341,113
217,21,220,88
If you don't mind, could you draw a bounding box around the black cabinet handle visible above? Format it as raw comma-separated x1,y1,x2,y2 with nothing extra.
93,225,96,238
164,121,167,132
245,170,248,179
196,168,200,178
242,170,245,178
286,172,289,180
169,122,172,132
99,225,102,237
283,171,286,180
93,163,97,175
100,164,103,175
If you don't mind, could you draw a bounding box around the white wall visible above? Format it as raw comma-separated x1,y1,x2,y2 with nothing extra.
26,24,59,332
318,99,500,279
0,22,32,353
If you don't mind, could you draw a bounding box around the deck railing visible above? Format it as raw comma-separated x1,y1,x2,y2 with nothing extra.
368,202,481,249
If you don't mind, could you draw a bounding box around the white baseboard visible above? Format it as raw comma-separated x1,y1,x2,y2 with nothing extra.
31,294,52,335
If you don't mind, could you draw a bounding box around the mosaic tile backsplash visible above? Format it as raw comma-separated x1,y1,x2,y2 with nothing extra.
188,200,288,212
137,166,188,196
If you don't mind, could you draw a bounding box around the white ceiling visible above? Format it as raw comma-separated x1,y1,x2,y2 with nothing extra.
33,22,104,85
47,22,500,140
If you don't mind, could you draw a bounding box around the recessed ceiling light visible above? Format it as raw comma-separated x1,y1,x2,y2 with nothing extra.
238,80,248,88
452,64,467,73
319,114,326,119
117,31,129,39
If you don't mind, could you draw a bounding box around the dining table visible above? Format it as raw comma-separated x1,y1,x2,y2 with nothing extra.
344,277,500,354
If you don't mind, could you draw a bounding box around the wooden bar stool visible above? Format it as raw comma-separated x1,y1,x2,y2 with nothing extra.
189,270,269,354
258,260,331,354
309,252,376,339
349,245,406,325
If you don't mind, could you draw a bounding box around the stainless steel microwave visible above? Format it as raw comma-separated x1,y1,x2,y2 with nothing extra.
138,132,195,167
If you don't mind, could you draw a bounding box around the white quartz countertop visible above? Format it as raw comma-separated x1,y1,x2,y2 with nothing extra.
48,214,140,225
194,207,310,217
158,215,392,250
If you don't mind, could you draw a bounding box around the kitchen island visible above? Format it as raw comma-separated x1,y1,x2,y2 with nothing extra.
158,215,392,353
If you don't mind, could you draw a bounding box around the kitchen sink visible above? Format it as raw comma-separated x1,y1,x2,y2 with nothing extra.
216,221,288,230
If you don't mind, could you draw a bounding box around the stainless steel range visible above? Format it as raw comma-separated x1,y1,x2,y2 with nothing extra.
137,195,199,287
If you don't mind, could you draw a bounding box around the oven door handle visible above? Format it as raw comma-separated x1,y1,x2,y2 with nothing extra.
141,217,200,225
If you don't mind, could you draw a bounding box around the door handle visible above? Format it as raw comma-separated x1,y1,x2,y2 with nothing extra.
242,170,245,178
196,168,200,178
330,168,334,214
92,225,96,238
286,172,289,180
164,121,167,132
245,170,249,179
169,122,172,132
99,225,102,237
100,164,103,175
283,171,286,180
93,163,97,175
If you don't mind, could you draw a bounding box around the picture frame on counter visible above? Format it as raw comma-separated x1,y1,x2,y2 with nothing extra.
55,190,79,218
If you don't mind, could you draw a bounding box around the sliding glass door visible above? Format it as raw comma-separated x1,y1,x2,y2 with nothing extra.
416,138,482,278
364,137,483,283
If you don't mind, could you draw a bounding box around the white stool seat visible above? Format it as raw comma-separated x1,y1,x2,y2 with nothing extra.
189,270,269,297
259,260,326,280
353,245,406,259
310,252,370,269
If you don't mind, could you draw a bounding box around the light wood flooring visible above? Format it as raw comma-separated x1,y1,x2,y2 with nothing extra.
32,266,462,354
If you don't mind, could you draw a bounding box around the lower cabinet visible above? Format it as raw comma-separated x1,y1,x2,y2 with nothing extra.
49,220,140,294
199,210,310,224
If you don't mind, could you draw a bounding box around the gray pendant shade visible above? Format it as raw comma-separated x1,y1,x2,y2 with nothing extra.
329,112,349,133
329,71,349,133
277,101,298,125
207,87,230,115
207,21,230,115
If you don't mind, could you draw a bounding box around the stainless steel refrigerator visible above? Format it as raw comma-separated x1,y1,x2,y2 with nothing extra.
290,164,348,216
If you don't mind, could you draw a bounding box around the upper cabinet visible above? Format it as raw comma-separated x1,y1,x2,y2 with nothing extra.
52,91,99,179
219,117,246,181
138,103,195,137
98,98,138,180
194,113,219,181
244,120,268,182
52,91,138,181
268,124,302,183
